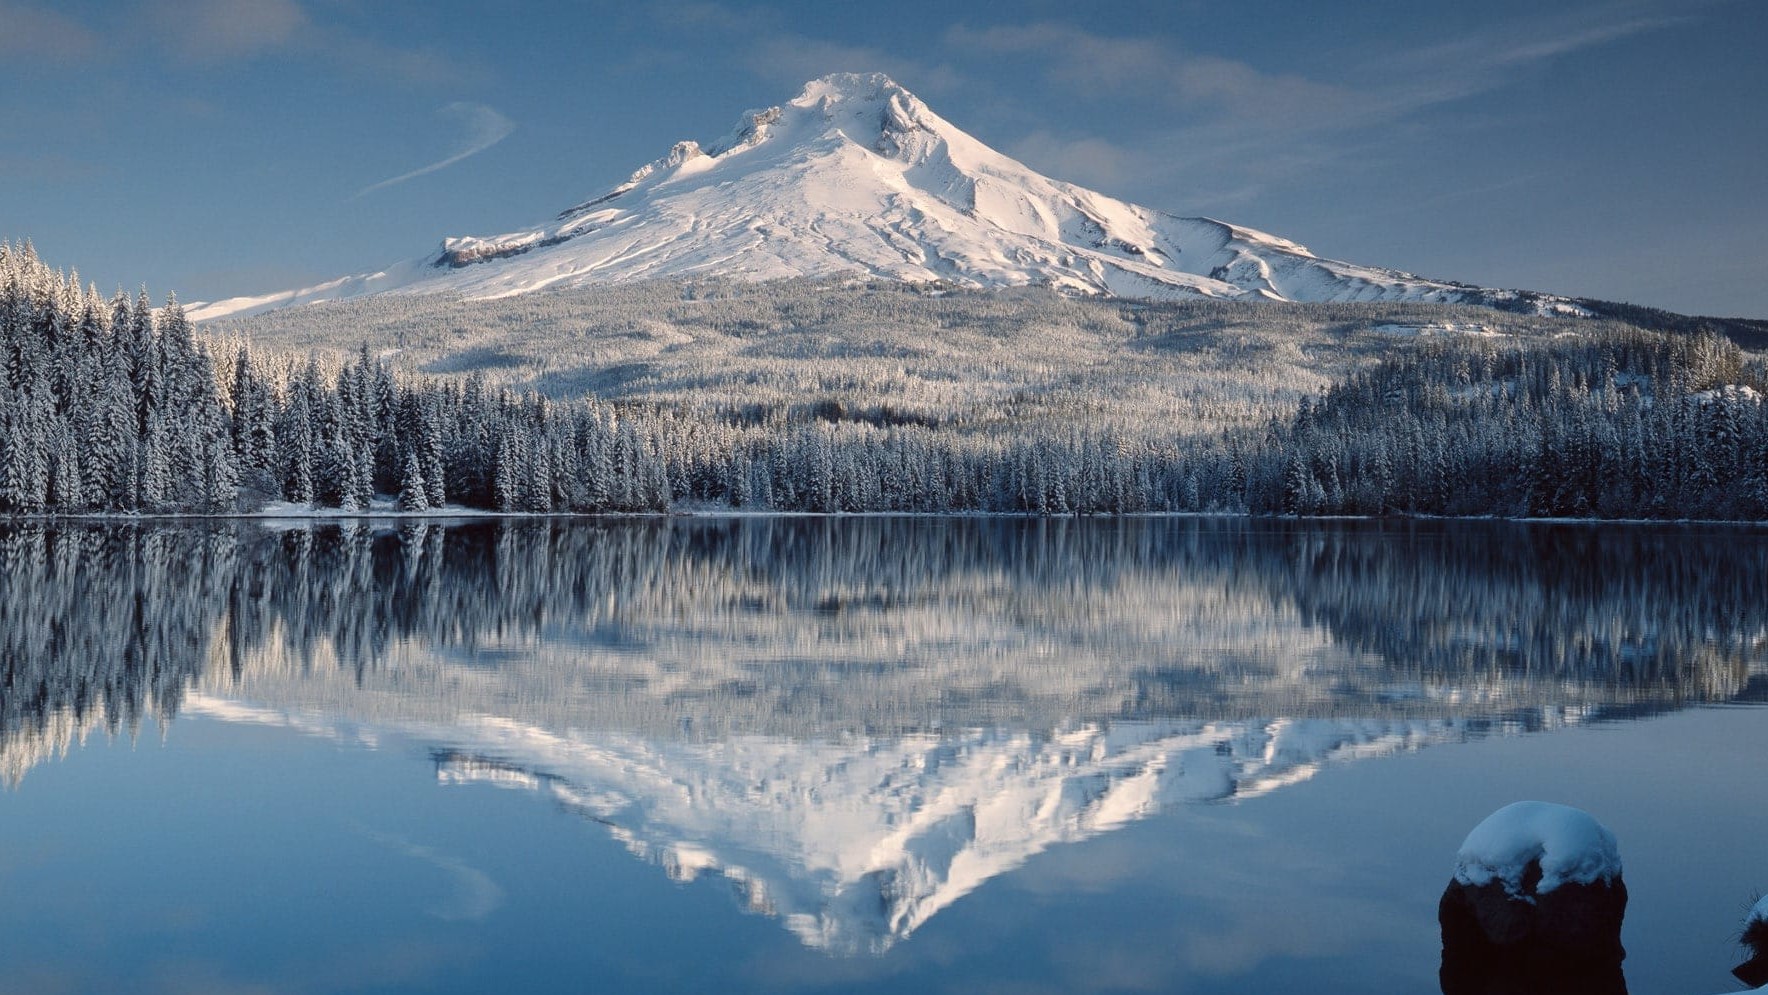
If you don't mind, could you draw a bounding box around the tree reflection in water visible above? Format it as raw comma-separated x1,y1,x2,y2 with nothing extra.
1,516,1764,955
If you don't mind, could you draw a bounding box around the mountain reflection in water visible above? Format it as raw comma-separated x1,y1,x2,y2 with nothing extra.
2,516,1764,954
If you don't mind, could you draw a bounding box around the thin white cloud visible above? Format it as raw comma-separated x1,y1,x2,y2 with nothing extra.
148,0,307,62
1491,16,1686,65
948,6,1698,215
954,7,1693,128
1007,130,1133,191
1379,8,1693,113
357,102,516,197
0,2,100,63
135,0,482,86
364,830,505,922
948,22,1361,129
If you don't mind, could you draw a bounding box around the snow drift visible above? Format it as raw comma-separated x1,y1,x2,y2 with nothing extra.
1454,801,1623,897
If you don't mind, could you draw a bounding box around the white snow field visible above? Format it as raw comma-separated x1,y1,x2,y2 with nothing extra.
1453,800,1622,897
188,73,1570,322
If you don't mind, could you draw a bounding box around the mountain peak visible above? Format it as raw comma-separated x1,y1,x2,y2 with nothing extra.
188,73,1566,322
706,71,940,163
553,73,934,225
793,72,927,120
791,71,911,106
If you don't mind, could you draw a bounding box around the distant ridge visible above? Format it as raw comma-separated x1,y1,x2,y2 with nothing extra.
188,73,1584,322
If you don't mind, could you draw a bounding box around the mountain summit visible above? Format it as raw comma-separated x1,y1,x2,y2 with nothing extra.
190,73,1558,321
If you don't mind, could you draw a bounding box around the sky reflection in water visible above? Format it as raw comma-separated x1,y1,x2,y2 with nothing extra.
0,516,1764,993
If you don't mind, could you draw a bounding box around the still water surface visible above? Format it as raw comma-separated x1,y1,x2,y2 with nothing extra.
0,516,1764,993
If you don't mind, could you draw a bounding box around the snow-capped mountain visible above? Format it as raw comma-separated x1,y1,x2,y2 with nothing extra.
188,73,1565,322
413,716,1478,955
171,690,1497,955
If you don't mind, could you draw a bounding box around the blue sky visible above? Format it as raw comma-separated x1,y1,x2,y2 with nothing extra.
3,0,1764,316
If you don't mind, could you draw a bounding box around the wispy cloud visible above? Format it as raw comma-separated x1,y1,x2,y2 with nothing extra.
364,831,504,922
1007,130,1134,191
1492,16,1686,65
0,2,101,64
1375,7,1694,113
948,22,1358,126
146,0,306,63
131,0,484,85
963,4,1696,124
356,103,516,197
951,5,1697,214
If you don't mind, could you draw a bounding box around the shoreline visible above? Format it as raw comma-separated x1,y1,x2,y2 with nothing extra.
6,506,1767,530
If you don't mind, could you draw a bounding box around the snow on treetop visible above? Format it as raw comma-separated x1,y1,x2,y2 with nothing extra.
1750,893,1768,927
1453,801,1621,897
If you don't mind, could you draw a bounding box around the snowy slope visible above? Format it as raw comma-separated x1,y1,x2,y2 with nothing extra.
418,716,1475,955
188,73,1560,322
175,691,1483,955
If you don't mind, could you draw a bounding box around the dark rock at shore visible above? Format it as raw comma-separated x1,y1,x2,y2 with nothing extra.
1439,862,1628,995
1737,917,1768,987
1736,955,1768,989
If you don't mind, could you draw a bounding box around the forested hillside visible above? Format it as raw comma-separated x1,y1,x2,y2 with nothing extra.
215,275,1626,442
4,242,1765,519
1265,333,1768,518
0,242,668,515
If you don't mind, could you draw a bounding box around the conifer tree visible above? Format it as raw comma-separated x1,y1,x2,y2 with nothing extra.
398,448,430,512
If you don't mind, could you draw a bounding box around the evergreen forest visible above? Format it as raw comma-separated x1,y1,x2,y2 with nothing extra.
4,241,1765,520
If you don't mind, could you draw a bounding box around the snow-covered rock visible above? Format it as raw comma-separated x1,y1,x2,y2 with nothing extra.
1439,802,1627,991
1453,801,1622,897
188,73,1571,322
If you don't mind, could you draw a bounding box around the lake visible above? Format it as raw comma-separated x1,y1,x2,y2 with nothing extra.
1,516,1764,994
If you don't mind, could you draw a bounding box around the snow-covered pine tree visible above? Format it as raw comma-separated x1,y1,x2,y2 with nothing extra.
492,431,517,512
398,447,430,512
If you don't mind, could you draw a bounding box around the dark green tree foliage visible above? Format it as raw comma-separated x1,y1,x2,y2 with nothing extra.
0,244,233,513
608,325,1767,519
397,450,429,512
0,244,669,515
1256,330,1768,520
6,517,1768,787
4,242,1765,520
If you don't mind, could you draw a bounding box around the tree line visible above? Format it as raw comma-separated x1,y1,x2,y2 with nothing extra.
6,516,1765,784
4,241,1766,520
0,242,669,515
1262,330,1768,519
